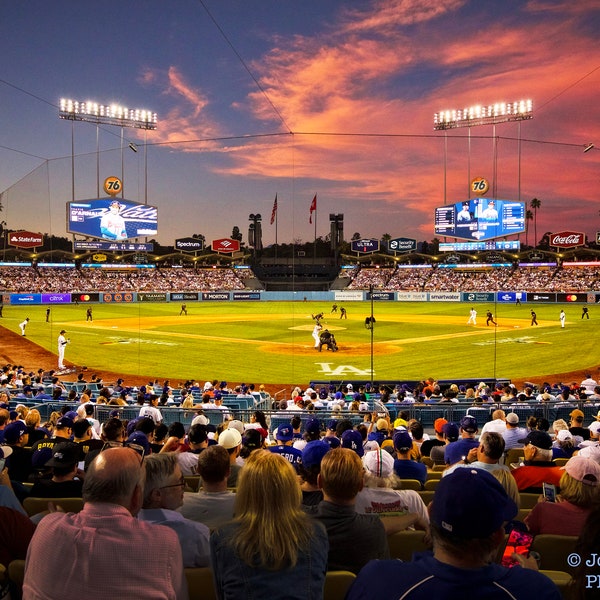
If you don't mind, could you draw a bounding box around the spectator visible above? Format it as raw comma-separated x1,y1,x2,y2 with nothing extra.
23,446,188,599
176,424,209,476
502,413,528,450
29,441,84,498
3,420,33,484
179,445,235,530
210,450,328,599
268,424,302,472
392,430,427,488
511,430,563,493
430,422,459,465
345,468,561,600
525,455,600,536
420,418,447,457
356,448,429,524
314,447,390,574
480,409,507,436
299,440,329,509
444,432,508,476
218,428,243,487
139,452,210,568
444,416,479,466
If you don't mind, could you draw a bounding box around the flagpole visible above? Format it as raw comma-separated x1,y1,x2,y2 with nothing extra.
275,203,278,259
313,196,317,261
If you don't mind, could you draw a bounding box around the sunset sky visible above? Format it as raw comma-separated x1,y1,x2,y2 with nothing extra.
1,0,599,248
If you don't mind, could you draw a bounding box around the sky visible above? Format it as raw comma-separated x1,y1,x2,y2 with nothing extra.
1,0,599,249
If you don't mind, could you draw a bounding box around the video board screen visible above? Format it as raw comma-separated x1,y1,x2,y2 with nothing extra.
434,198,525,241
67,198,158,241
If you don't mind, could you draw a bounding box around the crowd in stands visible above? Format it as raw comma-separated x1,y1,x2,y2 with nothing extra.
2,263,600,294
1,365,600,597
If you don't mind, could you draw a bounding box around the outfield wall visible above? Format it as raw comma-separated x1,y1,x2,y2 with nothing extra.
4,290,598,305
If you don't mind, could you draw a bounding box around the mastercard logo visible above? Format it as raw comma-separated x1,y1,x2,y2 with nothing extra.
79,294,91,302
566,295,578,302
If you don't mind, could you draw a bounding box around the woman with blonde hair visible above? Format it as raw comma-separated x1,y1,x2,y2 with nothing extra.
525,455,600,536
210,450,328,599
25,408,48,444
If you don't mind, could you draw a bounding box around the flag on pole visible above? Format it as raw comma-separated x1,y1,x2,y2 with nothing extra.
309,194,317,224
270,194,278,225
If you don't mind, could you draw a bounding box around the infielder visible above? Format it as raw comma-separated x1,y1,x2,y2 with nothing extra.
467,307,477,325
20,317,29,336
58,329,70,370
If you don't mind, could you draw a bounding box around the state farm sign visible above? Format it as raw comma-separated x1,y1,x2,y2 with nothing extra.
211,238,240,253
550,231,585,248
8,231,44,248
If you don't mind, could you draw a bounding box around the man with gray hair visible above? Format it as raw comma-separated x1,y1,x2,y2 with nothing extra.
511,430,562,493
23,447,188,600
139,452,210,568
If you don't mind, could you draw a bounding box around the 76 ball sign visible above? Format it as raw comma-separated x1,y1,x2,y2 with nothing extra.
103,176,122,196
471,177,489,195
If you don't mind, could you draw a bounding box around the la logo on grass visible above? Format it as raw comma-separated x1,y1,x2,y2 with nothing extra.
315,363,373,376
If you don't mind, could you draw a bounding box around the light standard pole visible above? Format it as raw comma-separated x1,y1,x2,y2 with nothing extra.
369,285,374,388
59,99,157,203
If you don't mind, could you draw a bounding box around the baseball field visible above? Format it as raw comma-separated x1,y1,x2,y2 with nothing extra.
1,301,598,387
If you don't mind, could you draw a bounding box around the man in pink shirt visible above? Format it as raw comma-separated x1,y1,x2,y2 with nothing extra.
23,447,188,600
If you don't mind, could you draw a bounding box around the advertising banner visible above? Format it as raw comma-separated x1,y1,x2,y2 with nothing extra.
8,231,44,248
429,292,461,302
397,292,428,301
350,239,380,253
211,239,240,253
366,291,395,301
73,241,154,251
232,292,261,300
461,292,495,303
550,231,585,248
202,292,230,301
138,293,167,302
496,292,526,303
387,237,416,253
526,293,556,303
556,293,587,303
41,293,72,304
102,293,136,303
67,198,158,241
72,293,100,303
170,293,199,301
334,291,364,301
10,294,41,305
175,237,204,252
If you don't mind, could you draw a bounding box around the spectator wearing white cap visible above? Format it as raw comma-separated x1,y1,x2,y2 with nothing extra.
501,413,527,450
218,428,243,487
355,448,429,524
552,429,577,459
525,455,600,536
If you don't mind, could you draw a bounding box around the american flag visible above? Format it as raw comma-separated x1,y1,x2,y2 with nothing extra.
270,195,278,225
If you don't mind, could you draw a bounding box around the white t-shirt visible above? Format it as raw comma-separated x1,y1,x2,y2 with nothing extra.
354,487,429,523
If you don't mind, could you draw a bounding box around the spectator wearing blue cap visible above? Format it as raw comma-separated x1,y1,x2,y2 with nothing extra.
444,415,480,466
341,429,364,457
392,430,427,488
269,424,303,472
346,468,561,600
3,421,33,484
430,422,459,465
300,440,330,509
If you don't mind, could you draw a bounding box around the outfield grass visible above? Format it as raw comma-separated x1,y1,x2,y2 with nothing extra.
3,301,598,384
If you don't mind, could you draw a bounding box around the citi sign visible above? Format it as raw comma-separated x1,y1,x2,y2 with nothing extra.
550,231,585,248
211,238,240,253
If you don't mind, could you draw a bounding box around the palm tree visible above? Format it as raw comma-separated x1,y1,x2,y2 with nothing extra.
530,198,541,248
525,210,534,247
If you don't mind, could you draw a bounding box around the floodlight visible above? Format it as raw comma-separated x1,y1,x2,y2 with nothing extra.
59,98,158,130
584,143,595,153
434,99,532,130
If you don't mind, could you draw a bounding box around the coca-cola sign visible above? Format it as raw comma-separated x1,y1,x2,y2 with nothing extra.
8,231,44,248
550,231,585,248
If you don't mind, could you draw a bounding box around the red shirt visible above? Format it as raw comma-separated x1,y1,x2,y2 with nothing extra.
512,463,563,492
525,500,591,536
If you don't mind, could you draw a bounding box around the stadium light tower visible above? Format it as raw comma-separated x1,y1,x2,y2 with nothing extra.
433,100,533,202
59,99,158,203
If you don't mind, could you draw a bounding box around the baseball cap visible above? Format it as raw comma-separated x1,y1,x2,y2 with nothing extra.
434,418,448,434
0,446,13,459
126,432,150,455
442,422,459,441
518,430,553,450
322,436,341,449
302,440,330,468
191,414,209,427
363,448,394,478
557,429,574,442
3,421,27,444
276,424,294,442
45,441,81,468
460,415,478,433
589,422,600,436
431,468,518,538
218,428,242,450
570,409,584,419
305,418,321,435
242,429,263,451
563,455,600,486
327,419,338,431
376,418,388,431
577,444,600,462
56,416,75,429
227,420,245,435
341,430,364,457
393,430,413,452
505,413,519,425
